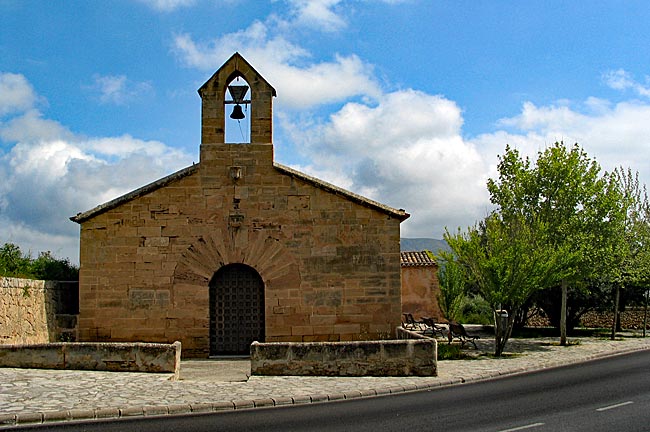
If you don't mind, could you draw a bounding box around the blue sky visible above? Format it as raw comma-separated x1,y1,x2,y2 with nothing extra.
1,0,650,264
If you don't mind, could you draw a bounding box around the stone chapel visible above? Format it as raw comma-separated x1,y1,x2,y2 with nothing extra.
71,53,410,357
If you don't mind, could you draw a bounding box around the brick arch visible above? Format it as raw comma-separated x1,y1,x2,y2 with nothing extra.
173,230,300,289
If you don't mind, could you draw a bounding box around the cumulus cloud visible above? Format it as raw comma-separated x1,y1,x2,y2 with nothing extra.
282,89,490,237
0,73,38,116
88,74,154,105
0,77,193,263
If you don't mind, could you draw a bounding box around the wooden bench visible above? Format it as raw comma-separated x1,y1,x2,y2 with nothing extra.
447,321,479,349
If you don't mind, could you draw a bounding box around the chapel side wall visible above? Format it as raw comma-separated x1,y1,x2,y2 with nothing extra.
401,265,443,322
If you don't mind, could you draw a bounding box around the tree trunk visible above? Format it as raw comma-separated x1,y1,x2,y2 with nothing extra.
494,310,514,357
611,284,621,340
560,279,567,346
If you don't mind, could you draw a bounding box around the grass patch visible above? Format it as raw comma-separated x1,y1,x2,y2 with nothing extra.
437,344,473,360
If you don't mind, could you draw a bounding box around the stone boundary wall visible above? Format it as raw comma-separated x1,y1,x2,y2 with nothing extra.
0,341,181,378
528,308,650,330
0,277,55,344
250,339,437,377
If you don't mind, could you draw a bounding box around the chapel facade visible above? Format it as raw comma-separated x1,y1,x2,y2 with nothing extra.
71,53,409,357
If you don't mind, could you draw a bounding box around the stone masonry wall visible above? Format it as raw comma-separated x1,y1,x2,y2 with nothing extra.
0,278,78,344
0,277,56,344
77,144,403,357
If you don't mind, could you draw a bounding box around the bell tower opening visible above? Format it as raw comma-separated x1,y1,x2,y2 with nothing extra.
225,77,251,144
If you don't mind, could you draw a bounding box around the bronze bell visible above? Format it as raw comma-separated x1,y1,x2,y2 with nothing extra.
230,104,245,120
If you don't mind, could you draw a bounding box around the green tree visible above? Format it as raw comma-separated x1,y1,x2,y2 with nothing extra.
487,142,624,345
609,168,650,335
31,251,79,281
445,213,563,356
436,251,468,322
0,243,32,277
0,243,78,280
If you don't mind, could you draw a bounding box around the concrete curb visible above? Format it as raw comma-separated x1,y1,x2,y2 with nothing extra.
1,343,649,428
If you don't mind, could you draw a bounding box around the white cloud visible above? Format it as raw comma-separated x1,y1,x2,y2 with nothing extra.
89,74,154,105
285,0,346,32
0,109,74,143
0,77,194,264
0,73,38,116
173,23,381,108
135,0,197,12
283,89,490,238
604,69,650,98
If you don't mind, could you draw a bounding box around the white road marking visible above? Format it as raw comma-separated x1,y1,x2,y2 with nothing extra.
596,401,634,412
499,422,545,432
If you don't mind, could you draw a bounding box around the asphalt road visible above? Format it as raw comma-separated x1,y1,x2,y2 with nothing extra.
17,350,650,432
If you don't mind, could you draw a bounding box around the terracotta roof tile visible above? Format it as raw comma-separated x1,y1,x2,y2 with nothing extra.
400,251,437,267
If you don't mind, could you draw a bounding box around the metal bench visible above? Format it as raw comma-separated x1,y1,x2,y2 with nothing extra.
421,317,447,339
447,321,479,349
402,313,426,331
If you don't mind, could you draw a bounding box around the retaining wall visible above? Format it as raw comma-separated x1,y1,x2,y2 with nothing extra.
0,341,181,377
250,338,437,376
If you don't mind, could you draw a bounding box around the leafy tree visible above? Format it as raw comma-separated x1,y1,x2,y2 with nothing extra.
445,213,563,356
608,168,650,335
436,251,468,322
0,243,78,280
30,251,79,281
487,142,624,344
0,243,32,277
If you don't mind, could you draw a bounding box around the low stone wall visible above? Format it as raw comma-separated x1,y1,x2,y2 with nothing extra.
250,338,436,376
0,341,181,378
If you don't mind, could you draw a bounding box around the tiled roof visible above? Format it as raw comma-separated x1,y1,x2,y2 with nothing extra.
400,251,437,267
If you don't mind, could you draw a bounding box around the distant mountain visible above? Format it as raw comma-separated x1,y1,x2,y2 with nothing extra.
400,238,449,254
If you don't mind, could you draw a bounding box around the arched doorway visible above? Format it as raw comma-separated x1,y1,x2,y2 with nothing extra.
209,263,265,355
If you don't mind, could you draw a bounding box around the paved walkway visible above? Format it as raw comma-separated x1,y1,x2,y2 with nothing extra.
1,334,649,428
